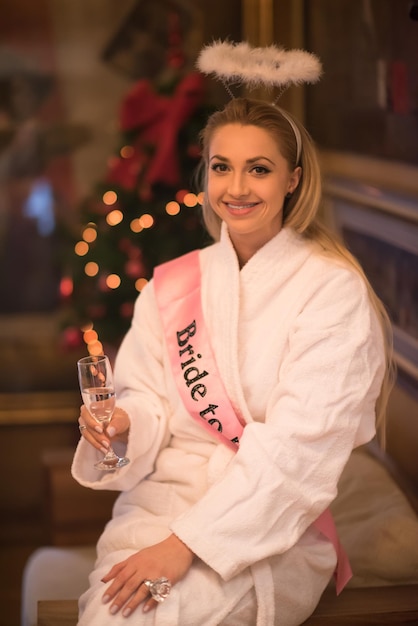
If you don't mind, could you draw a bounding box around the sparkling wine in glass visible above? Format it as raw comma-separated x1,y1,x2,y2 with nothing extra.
77,354,130,470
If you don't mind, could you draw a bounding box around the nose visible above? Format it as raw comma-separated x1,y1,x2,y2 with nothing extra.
228,172,249,197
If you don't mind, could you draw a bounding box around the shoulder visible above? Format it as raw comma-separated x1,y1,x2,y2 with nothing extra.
303,239,369,299
284,238,375,329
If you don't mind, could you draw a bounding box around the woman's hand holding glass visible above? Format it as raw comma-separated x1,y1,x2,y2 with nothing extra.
77,355,130,470
79,404,130,450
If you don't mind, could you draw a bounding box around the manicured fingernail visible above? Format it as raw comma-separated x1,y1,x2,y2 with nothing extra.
143,604,151,613
100,447,109,454
110,604,119,614
101,440,109,448
107,426,116,437
123,607,132,617
102,595,110,604
95,425,103,434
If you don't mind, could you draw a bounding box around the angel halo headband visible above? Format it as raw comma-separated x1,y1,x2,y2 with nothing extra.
196,41,322,164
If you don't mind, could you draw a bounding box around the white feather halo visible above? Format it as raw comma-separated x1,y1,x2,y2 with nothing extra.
197,41,322,89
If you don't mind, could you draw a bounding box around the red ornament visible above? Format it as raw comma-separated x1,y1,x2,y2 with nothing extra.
87,303,107,319
125,259,144,279
119,238,132,253
120,301,135,318
129,245,142,260
106,146,146,191
98,275,111,292
60,326,83,350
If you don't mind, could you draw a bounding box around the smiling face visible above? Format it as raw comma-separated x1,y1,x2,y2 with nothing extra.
207,123,301,266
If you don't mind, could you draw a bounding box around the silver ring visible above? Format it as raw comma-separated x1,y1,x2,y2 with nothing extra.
79,424,87,432
143,577,171,602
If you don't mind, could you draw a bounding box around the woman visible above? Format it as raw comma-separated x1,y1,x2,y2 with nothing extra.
72,96,392,625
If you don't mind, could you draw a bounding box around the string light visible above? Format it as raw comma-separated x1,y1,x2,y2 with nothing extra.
130,218,143,233
120,145,135,158
75,241,89,256
88,340,103,356
82,226,97,243
80,322,103,355
106,274,121,289
103,190,118,205
139,214,154,228
83,328,98,344
135,277,148,292
84,261,99,277
166,201,180,216
106,209,123,226
183,192,198,207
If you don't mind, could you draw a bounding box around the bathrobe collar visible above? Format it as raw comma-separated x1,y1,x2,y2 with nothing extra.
218,220,315,286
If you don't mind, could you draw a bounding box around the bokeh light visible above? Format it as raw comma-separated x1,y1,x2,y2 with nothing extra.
75,241,89,256
83,328,98,344
135,277,148,292
84,262,99,277
106,209,123,226
60,276,73,297
106,274,121,289
103,190,117,205
120,145,135,159
166,201,180,216
183,193,198,207
88,341,103,356
82,227,97,243
130,218,143,233
139,214,154,228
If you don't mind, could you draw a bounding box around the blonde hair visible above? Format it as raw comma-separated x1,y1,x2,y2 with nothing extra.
198,97,395,444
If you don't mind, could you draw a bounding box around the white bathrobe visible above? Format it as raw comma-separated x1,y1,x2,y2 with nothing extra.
72,224,385,625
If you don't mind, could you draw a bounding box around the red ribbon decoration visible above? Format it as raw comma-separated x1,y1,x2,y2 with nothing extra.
106,72,205,193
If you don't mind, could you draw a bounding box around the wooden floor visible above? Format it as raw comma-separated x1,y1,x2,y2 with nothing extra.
0,511,45,626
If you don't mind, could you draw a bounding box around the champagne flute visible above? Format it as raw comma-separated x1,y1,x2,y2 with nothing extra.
77,354,130,470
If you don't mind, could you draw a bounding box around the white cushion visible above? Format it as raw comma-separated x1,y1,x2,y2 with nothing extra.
331,449,418,587
21,546,96,626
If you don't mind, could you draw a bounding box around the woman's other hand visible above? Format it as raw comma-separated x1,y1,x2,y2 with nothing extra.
101,534,195,617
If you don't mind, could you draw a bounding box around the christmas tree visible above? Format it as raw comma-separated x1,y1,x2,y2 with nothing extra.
62,69,211,354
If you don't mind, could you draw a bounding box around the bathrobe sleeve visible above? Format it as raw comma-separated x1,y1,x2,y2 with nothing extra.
170,267,386,580
71,281,171,491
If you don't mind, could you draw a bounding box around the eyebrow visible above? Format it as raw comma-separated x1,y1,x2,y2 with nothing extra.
209,154,275,165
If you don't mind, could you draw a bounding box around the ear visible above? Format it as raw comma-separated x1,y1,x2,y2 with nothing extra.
287,166,302,194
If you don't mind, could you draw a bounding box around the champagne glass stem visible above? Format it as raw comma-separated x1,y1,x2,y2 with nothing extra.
94,418,129,470
100,447,120,468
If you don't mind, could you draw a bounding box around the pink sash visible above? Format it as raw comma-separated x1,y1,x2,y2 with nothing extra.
154,249,352,594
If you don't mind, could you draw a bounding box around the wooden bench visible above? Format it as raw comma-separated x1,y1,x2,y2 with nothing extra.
36,386,418,625
37,584,418,625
